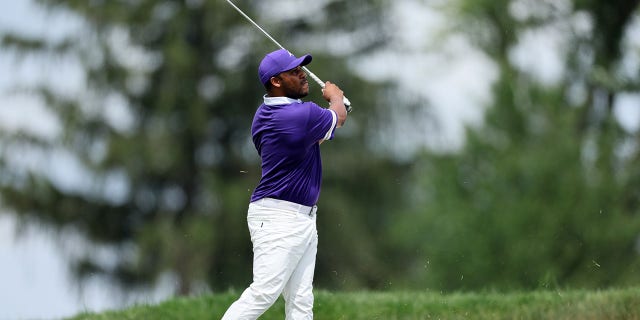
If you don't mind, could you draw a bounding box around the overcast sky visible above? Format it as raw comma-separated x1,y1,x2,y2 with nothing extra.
1,0,639,319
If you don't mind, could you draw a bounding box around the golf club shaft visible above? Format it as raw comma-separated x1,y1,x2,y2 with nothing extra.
225,0,352,112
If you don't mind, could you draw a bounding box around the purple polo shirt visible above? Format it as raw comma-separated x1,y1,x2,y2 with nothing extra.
250,95,338,206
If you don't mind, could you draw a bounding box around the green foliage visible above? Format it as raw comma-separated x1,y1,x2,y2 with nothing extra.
386,0,640,291
391,82,640,290
67,288,640,320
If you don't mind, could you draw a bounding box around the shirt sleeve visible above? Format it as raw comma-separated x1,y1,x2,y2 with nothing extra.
306,102,337,144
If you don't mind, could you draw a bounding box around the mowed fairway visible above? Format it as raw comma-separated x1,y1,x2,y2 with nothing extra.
69,287,640,320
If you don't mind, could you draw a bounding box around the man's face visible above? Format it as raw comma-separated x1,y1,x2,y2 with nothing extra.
275,66,309,99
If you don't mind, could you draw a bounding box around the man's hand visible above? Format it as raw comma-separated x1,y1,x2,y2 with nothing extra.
322,81,347,127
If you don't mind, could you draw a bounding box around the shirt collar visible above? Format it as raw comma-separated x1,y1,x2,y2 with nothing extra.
263,95,302,106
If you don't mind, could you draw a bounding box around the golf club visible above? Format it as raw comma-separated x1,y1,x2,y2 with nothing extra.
225,0,353,113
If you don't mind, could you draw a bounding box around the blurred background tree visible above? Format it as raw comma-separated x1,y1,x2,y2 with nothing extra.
1,0,639,300
389,0,640,291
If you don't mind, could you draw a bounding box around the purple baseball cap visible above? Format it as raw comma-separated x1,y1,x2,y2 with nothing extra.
258,49,312,85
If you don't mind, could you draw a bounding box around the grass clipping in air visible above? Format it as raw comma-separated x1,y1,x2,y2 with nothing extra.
68,287,640,320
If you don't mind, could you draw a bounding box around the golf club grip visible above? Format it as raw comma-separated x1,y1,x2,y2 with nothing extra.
303,67,353,113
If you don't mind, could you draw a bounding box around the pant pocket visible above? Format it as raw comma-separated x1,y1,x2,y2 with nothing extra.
247,217,265,241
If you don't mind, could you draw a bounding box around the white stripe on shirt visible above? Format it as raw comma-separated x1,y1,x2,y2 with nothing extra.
322,110,337,141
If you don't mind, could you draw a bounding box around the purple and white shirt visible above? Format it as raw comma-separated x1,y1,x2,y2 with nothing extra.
250,95,338,206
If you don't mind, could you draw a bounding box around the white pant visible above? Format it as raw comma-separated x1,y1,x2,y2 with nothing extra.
222,198,318,320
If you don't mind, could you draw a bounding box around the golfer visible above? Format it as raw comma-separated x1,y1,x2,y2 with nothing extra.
221,49,348,320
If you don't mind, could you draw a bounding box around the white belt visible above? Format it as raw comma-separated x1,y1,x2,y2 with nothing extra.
252,198,317,217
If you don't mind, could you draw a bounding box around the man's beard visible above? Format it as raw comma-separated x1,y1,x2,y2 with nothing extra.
284,81,309,99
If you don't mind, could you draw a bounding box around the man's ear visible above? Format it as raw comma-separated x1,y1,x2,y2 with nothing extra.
269,76,281,88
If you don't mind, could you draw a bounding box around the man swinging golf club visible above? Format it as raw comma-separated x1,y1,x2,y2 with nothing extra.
221,49,348,319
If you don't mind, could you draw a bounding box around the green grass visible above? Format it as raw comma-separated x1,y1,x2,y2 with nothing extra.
68,287,640,320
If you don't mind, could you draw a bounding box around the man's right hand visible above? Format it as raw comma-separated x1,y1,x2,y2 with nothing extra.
322,82,344,103
322,81,347,127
